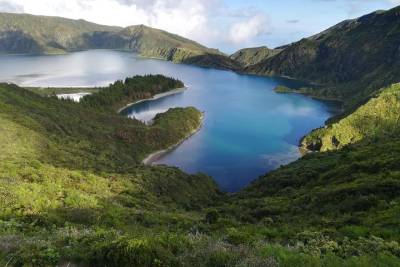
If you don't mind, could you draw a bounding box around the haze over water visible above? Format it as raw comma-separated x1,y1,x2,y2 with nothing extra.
0,50,338,192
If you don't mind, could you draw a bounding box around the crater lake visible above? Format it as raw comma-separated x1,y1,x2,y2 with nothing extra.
0,50,338,192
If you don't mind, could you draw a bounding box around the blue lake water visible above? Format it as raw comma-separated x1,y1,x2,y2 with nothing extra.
0,50,338,192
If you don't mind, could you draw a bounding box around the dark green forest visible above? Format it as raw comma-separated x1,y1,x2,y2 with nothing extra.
80,75,184,112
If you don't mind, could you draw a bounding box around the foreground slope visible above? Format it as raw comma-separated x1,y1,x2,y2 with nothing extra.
0,13,240,70
1,80,399,266
245,6,400,107
215,87,400,264
0,12,120,54
0,80,222,266
222,134,400,248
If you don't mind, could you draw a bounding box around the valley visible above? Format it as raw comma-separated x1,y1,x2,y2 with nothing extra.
0,4,399,267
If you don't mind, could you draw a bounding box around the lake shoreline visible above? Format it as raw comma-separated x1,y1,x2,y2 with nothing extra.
142,114,204,166
1,50,337,192
117,87,187,114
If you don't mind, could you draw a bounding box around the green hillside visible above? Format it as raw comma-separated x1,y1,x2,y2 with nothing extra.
0,76,204,171
1,6,400,266
0,12,121,54
0,79,224,266
230,46,282,67
220,134,400,259
245,6,400,108
116,25,241,70
301,83,400,152
0,13,240,70
1,79,400,266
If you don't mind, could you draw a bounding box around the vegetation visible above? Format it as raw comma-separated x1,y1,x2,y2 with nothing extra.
0,13,240,70
225,136,400,240
1,5,400,265
1,75,400,265
0,12,120,54
0,80,225,266
80,75,184,112
245,6,400,110
0,77,202,168
274,85,343,101
230,46,282,67
119,25,241,70
302,83,400,151
210,125,400,266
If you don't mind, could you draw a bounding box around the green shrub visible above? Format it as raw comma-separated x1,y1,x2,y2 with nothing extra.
205,209,219,224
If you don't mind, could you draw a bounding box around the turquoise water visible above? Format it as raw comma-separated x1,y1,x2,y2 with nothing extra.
0,50,338,192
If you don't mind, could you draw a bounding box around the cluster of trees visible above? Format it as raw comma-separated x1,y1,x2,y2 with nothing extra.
80,75,184,111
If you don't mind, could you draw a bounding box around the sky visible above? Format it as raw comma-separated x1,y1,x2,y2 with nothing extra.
0,0,399,53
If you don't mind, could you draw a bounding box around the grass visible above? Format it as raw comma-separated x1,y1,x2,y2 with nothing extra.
302,83,400,151
0,77,399,266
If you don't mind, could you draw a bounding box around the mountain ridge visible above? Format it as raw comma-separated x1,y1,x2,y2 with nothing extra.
230,46,282,67
244,6,400,108
0,12,240,70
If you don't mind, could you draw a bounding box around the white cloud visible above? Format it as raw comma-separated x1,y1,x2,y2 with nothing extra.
228,14,269,44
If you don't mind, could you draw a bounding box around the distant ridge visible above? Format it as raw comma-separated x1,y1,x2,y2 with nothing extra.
243,6,400,108
0,12,240,70
230,46,282,67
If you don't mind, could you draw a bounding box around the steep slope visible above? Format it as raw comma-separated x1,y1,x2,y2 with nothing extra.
0,12,121,53
301,83,400,152
218,82,400,255
0,76,205,170
246,6,400,107
118,25,241,70
0,80,224,266
0,13,240,69
230,46,282,67
2,82,400,267
223,135,400,245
